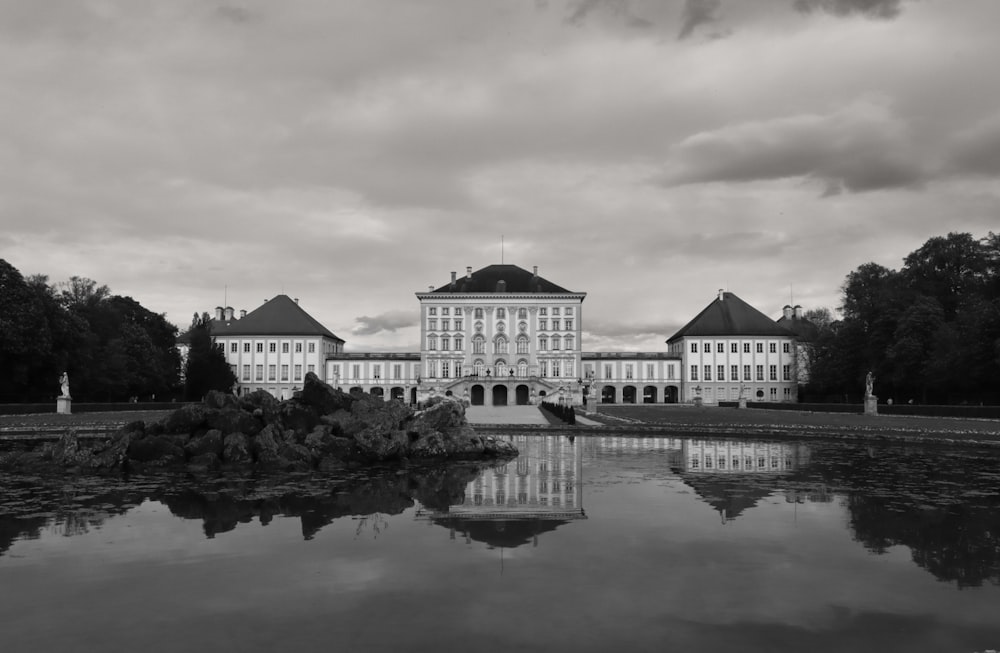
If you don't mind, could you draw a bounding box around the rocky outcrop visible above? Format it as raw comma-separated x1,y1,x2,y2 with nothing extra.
1,373,517,473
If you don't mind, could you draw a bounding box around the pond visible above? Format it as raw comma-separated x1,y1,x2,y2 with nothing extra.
2,434,999,653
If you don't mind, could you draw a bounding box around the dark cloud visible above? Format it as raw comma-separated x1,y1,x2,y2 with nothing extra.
793,0,906,19
352,311,418,336
678,0,721,39
214,6,255,24
659,106,926,194
946,114,1000,178
565,0,653,28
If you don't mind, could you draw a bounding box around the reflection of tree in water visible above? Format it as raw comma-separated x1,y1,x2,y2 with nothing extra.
0,462,490,553
811,443,1000,588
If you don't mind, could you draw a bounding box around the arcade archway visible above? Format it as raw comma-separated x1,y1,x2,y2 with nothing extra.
515,384,530,405
623,386,637,404
643,386,657,403
601,385,616,404
492,385,508,406
471,385,485,406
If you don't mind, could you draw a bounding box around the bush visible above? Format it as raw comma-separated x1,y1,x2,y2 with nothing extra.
539,401,576,425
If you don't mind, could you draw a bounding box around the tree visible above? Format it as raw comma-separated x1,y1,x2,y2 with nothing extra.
183,315,236,400
0,260,51,401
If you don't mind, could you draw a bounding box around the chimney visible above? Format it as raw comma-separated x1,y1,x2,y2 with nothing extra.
466,266,472,279
294,297,299,304
793,304,803,319
428,285,434,292
450,271,457,291
717,289,725,301
782,305,793,320
533,266,538,277
239,309,246,319
214,306,224,320
223,306,234,322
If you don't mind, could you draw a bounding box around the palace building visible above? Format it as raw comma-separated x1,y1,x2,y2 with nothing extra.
203,263,809,407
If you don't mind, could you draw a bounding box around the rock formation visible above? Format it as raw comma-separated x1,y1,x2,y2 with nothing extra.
0,373,517,473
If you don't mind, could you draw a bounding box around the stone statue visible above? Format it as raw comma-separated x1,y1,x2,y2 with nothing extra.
59,372,70,398
865,371,874,398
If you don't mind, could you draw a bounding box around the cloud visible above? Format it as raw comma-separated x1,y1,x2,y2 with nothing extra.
792,0,907,19
659,103,926,194
352,311,418,336
946,114,1000,178
678,0,721,39
565,0,653,29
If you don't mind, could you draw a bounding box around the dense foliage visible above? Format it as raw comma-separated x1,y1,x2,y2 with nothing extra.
183,314,237,400
540,401,576,424
0,259,182,402
805,232,1000,404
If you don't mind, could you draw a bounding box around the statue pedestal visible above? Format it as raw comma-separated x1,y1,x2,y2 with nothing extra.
864,395,878,416
738,398,747,409
57,396,72,415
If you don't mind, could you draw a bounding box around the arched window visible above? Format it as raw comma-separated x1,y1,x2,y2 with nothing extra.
518,308,527,320
497,308,506,320
472,335,485,354
516,335,529,354
551,335,561,350
493,335,508,354
517,359,528,377
473,359,485,376
495,359,508,376
474,308,483,319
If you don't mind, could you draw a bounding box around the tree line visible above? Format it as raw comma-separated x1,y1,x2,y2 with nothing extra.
0,259,233,403
803,232,1000,405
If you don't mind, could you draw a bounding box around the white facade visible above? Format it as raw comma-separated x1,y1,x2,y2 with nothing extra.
669,335,798,404
218,334,342,400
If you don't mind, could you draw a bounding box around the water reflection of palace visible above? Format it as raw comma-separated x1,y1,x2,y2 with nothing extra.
416,435,585,548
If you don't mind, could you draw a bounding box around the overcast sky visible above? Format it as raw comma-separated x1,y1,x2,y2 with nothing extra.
2,0,997,352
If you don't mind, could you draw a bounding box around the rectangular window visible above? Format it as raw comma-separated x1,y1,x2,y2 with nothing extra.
308,342,315,353
441,338,449,351
691,366,699,381
703,341,710,352
255,365,263,381
646,364,654,379
552,308,560,316
428,336,437,350
230,342,238,353
373,365,381,379
281,365,289,381
552,362,560,377
783,342,790,353
429,308,437,316
442,319,449,331
454,337,463,350
703,365,711,381
604,364,613,380
667,364,676,380
257,343,263,353
295,343,302,353
731,365,739,381
269,342,277,353
539,308,547,316
625,365,634,380
242,365,250,381
691,342,698,353
770,387,778,399
564,319,573,330
393,364,402,380
744,365,751,381
718,365,725,381
441,363,449,378
783,365,791,381
352,365,360,380
429,319,437,330
717,343,724,353
756,343,763,353
442,307,449,316
731,343,738,353
784,388,791,398
244,342,251,353
539,319,547,330
307,364,315,375
769,342,776,353
769,365,777,381
454,320,463,331
268,365,277,381
743,343,750,353
282,343,289,353
332,364,340,378
756,365,764,381
541,361,549,377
